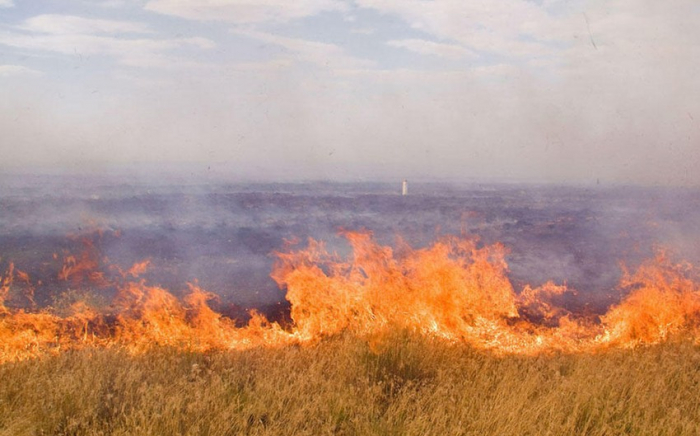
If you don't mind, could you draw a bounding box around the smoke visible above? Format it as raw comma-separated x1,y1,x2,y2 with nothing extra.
1,175,698,313
2,46,700,185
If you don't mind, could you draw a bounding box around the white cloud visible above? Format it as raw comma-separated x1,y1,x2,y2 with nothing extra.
0,15,215,69
118,50,216,69
0,64,43,77
233,29,374,70
230,58,294,72
145,0,347,24
0,30,213,62
2,0,700,186
338,64,519,83
470,63,520,78
20,14,153,35
356,0,566,58
0,0,13,8
112,70,173,87
350,28,375,35
97,0,130,7
357,0,700,90
387,39,477,60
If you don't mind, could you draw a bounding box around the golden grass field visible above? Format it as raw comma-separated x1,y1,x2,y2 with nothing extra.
1,331,699,436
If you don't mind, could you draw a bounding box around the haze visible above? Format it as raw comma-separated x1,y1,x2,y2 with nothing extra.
1,0,699,185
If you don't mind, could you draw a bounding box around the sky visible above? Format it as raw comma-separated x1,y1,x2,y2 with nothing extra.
1,0,699,185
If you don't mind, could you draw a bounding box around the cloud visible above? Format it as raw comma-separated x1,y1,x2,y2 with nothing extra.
0,31,213,65
97,0,130,7
112,70,173,87
350,28,374,35
356,0,700,97
2,0,700,186
145,0,347,24
470,63,521,79
356,0,566,59
0,65,43,77
0,0,13,8
0,15,215,69
233,29,374,70
20,14,153,35
387,39,477,60
338,64,520,84
230,58,294,72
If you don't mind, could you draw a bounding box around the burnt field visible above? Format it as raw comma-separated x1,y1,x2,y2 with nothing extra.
2,176,699,314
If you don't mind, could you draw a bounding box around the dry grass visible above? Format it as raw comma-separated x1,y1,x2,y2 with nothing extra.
1,331,699,436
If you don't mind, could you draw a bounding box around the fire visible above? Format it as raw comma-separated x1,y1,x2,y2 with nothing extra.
272,233,521,342
1,230,700,362
57,237,109,287
599,253,700,347
0,263,14,314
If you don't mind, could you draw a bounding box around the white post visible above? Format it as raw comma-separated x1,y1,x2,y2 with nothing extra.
402,179,408,196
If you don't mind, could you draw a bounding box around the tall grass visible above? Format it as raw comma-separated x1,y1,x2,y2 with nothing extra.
1,331,699,435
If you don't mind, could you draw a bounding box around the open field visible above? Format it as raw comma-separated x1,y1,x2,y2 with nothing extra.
1,332,700,436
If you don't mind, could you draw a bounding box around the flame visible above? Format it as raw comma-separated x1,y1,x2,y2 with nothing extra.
599,253,700,347
0,263,15,315
57,237,109,287
125,260,151,278
271,233,521,342
1,230,700,362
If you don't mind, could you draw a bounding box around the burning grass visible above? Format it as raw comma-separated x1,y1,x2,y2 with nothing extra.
3,230,700,361
1,333,700,435
3,229,700,433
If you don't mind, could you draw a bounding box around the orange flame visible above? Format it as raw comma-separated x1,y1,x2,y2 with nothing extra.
57,237,109,287
599,253,700,347
1,230,700,362
0,263,14,315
